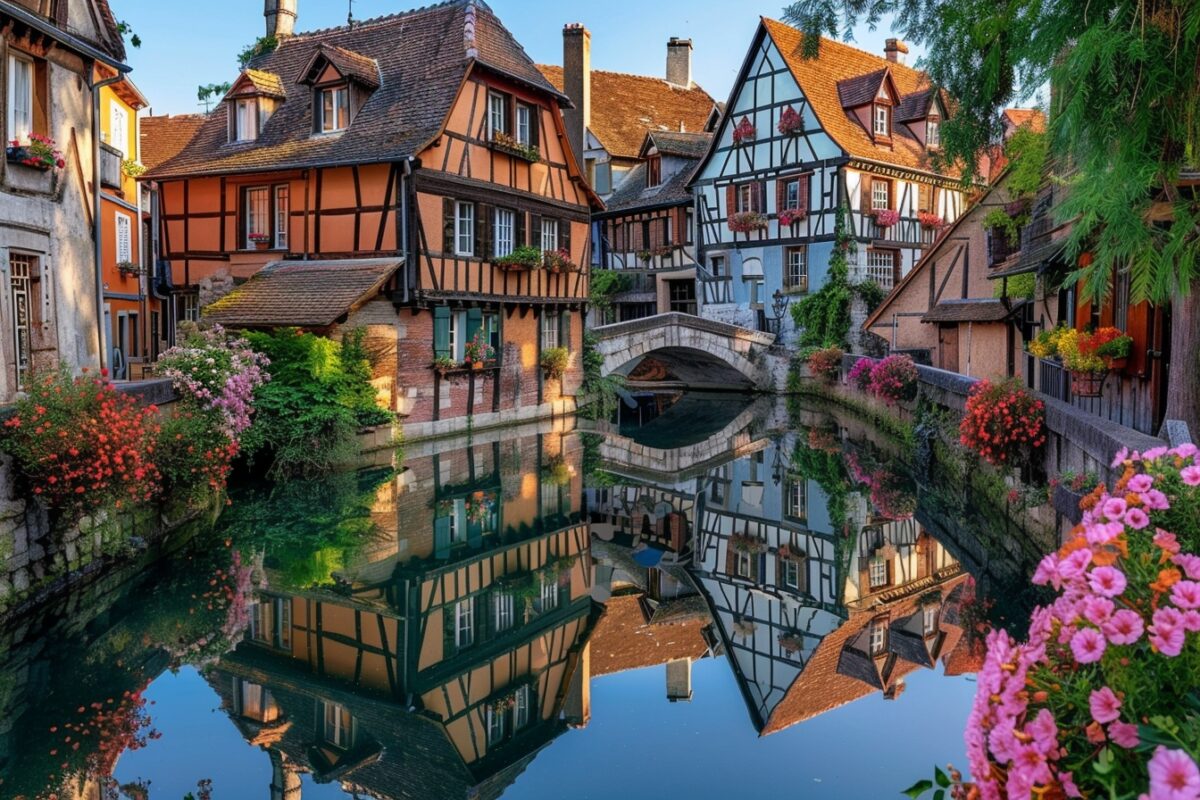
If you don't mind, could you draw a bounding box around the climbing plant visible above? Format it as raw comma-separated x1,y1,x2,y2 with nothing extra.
791,205,853,348
579,330,624,420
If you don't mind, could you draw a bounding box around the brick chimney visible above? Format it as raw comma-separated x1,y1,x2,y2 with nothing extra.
666,37,693,88
264,0,297,39
884,38,909,65
562,23,591,168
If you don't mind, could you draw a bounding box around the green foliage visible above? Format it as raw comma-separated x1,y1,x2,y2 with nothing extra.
241,328,394,478
1004,126,1049,199
493,245,543,269
196,82,232,111
993,271,1036,299
853,279,885,313
579,330,624,420
115,20,141,48
982,208,1025,247
540,346,569,379
589,270,633,323
238,35,278,68
792,205,853,348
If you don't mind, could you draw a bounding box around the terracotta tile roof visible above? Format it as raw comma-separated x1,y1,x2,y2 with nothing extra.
537,65,717,160
761,18,956,177
645,131,713,159
1003,108,1046,133
145,1,562,179
139,114,208,170
203,258,403,328
590,594,710,677
90,0,127,61
921,298,1018,323
303,43,381,88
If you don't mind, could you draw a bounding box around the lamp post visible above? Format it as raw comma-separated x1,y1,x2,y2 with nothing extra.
768,289,791,336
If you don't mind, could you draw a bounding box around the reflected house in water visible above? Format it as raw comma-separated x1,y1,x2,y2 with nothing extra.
207,428,598,798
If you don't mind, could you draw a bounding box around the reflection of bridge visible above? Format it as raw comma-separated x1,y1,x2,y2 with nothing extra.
592,313,784,391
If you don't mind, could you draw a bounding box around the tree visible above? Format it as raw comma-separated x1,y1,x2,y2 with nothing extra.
783,0,1200,435
196,82,232,113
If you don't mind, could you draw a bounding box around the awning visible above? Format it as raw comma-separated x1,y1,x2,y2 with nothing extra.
921,299,1023,324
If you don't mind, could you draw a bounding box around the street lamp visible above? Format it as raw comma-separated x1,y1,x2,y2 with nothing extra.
768,289,791,335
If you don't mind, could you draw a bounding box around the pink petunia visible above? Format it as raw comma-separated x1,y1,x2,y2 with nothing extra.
1109,721,1140,749
1059,549,1093,581
1145,490,1171,510
1173,553,1200,580
1170,580,1200,610
1128,474,1154,493
1102,497,1128,521
1060,771,1083,799
1033,554,1062,589
1089,686,1122,724
1143,446,1170,462
1174,443,1199,459
1103,609,1146,645
1156,530,1183,555
1110,447,1129,468
1089,566,1128,598
1082,596,1116,625
1148,747,1200,800
1126,507,1151,529
1150,622,1186,657
1070,627,1106,664
1182,466,1200,487
1183,610,1200,633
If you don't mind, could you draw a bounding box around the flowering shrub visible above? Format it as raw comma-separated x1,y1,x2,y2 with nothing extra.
869,354,918,404
728,211,768,233
543,247,578,273
777,105,804,135
732,116,756,145
541,346,569,379
8,133,65,170
155,407,239,502
917,211,945,229
846,450,917,520
959,444,1200,800
807,346,844,383
847,357,874,392
871,208,901,228
1027,325,1067,359
463,330,495,365
779,207,808,226
156,324,269,438
958,378,1046,467
1,367,161,514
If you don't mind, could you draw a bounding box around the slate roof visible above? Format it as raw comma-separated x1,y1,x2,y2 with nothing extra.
895,87,938,122
761,18,957,177
921,299,1017,323
139,114,208,170
601,159,694,214
203,258,403,328
303,43,382,88
537,65,717,160
145,0,564,179
836,68,890,108
236,68,287,98
646,130,713,159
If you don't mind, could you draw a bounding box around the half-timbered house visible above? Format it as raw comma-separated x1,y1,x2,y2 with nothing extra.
690,20,969,343
142,0,600,441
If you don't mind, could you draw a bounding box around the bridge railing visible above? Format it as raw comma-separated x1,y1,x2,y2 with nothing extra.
591,312,776,347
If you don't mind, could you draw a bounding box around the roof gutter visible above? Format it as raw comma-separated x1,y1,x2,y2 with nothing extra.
0,3,129,72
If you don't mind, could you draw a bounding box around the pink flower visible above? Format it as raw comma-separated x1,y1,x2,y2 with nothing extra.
1173,553,1200,580
1126,507,1151,529
1128,474,1154,493
1145,489,1171,510
1102,497,1128,520
1174,443,1198,459
1148,747,1200,800
1070,627,1106,663
1156,530,1183,555
1150,616,1186,657
1183,610,1200,633
1089,686,1122,724
1182,466,1200,487
1033,554,1062,589
1103,609,1145,645
1110,721,1140,749
1111,447,1130,468
1170,580,1200,610
1089,566,1127,598
1059,549,1093,581
1060,771,1083,798
1082,596,1115,625
1144,446,1170,462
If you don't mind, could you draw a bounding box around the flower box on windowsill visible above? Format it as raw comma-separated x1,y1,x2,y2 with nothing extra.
728,212,768,234
778,208,807,227
542,249,579,274
489,133,541,163
6,146,52,171
870,208,901,228
116,261,143,278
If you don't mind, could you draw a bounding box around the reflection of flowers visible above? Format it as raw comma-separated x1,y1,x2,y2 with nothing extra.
778,543,806,562
466,491,496,525
778,631,806,653
731,532,767,553
846,451,916,520
807,427,840,454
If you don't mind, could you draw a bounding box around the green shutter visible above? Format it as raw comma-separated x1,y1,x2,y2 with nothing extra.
559,310,572,352
530,214,542,250
443,197,456,254
433,306,451,358
442,594,456,654
477,203,493,259
465,307,483,347
514,209,527,248
561,219,572,261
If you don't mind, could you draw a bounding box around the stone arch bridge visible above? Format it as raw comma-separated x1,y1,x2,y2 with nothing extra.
591,313,785,391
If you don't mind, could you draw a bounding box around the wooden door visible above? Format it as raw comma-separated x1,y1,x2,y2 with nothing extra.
938,324,959,373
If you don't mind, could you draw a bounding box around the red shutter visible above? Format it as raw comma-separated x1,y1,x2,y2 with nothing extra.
776,178,786,214
1127,300,1151,376
799,173,810,212
860,176,872,211
726,184,737,215
759,181,768,213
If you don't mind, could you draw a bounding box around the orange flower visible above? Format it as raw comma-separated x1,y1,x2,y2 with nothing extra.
1151,568,1183,594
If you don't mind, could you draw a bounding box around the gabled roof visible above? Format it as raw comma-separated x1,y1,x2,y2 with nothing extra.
139,114,208,170
590,594,710,677
921,298,1021,323
298,43,381,89
761,18,957,176
537,65,717,160
836,67,893,108
642,130,713,160
895,87,948,123
203,258,403,328
228,68,287,99
145,0,565,179
1003,108,1046,133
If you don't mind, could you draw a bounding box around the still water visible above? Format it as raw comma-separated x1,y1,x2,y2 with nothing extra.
0,394,1048,800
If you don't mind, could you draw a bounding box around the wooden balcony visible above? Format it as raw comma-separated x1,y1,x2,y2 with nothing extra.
862,216,938,247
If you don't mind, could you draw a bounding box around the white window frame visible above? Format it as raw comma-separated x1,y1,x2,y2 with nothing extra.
320,86,349,133
710,255,726,278
244,186,271,248
514,684,531,729
735,550,752,578
869,621,887,655
736,183,754,213
866,250,897,290
235,98,258,142
109,101,130,156
784,178,801,210
455,201,475,256
448,312,460,361
7,53,34,144
539,575,559,611
493,591,514,632
493,207,515,258
786,246,808,292
874,104,890,136
488,91,508,138
782,558,801,590
787,480,807,519
454,598,474,648
273,186,289,249
516,103,531,145
486,705,506,745
927,118,940,148
871,179,890,211
541,311,559,350
323,702,354,749
115,211,133,263
540,218,559,252
10,252,36,390
869,556,888,588
923,605,939,635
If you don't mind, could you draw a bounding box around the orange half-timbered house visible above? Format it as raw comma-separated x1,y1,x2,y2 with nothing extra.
142,0,600,441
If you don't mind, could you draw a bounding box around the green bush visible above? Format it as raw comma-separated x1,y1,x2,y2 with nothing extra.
241,328,394,478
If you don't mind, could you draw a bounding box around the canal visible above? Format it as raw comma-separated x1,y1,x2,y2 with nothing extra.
0,394,1049,800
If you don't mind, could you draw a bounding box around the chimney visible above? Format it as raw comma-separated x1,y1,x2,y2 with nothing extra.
562,23,591,170
884,38,909,65
264,0,297,39
666,657,693,702
666,37,693,88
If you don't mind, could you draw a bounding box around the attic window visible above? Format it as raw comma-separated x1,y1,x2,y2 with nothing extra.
319,85,350,133
927,117,941,148
646,155,662,188
234,99,260,142
873,104,891,137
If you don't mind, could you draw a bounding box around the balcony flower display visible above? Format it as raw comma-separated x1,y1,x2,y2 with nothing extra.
777,105,804,136
778,207,808,227
958,378,1046,467
494,245,543,271
807,346,844,383
540,346,569,379
490,130,541,163
465,491,495,525
1026,325,1067,359
870,208,901,228
432,354,458,375
868,354,918,404
543,247,578,273
728,211,768,233
846,450,917,520
778,631,806,653
731,532,767,553
7,133,65,170
917,211,944,230
847,357,874,392
732,116,756,145
463,330,495,367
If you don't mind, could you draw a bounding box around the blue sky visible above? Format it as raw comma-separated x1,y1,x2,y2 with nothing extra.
117,0,915,117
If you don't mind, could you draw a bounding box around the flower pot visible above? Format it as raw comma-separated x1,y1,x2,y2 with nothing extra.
253,241,270,251
471,361,483,371
6,146,50,171
1104,356,1128,372
1070,369,1107,398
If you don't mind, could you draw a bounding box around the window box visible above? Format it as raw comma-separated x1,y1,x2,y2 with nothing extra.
489,131,541,163
728,212,768,233
116,261,142,277
494,245,543,272
542,248,578,274
869,208,900,228
778,207,807,227
917,211,944,230
731,116,756,145
777,106,803,136
6,143,58,172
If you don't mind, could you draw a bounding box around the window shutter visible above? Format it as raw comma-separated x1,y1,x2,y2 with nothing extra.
918,184,931,214
465,307,483,346
799,174,810,211
860,176,872,211
559,310,572,352
441,595,456,653
726,184,736,215
433,306,451,357
529,105,540,147
776,179,786,214
892,250,902,286
561,219,571,260
662,216,671,246
515,209,526,247
476,203,492,259
443,197,456,254
530,213,542,248
506,93,515,136
757,182,768,213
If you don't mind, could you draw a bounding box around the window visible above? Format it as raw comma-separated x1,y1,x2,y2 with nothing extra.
238,681,281,724
785,246,808,292
871,179,890,211
7,53,34,142
454,598,474,648
873,104,890,137
782,558,801,590
514,684,531,729
668,279,696,315
541,311,559,350
593,161,612,194
9,253,35,389
115,212,132,263
234,98,258,142
866,249,898,290
322,702,354,750
109,101,129,156
540,217,559,252
869,556,888,588
319,86,349,133
488,91,508,137
244,187,271,247
486,706,506,745
181,293,200,323
448,312,459,361
248,595,291,650
927,118,941,148
646,155,662,188
710,255,726,278
274,186,289,249
786,479,807,520
735,550,752,579
923,605,939,635
539,575,559,612
493,208,515,258
455,201,475,256
869,619,888,655
516,102,532,145
493,591,515,632
735,183,760,213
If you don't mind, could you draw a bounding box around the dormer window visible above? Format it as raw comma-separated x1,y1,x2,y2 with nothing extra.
234,99,259,142
874,104,891,137
927,118,941,148
488,91,509,138
223,69,284,144
319,85,350,133
646,155,662,188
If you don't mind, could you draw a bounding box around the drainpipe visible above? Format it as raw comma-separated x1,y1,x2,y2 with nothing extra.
91,71,123,374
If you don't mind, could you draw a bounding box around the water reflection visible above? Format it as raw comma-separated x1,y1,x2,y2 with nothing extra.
0,399,1040,799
